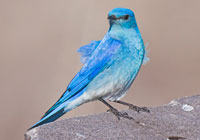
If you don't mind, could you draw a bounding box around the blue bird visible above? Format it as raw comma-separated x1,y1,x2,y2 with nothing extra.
29,8,149,130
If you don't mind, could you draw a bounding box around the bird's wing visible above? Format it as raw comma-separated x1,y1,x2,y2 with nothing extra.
77,40,101,64
41,35,121,119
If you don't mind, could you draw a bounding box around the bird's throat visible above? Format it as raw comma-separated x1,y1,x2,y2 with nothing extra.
109,25,140,42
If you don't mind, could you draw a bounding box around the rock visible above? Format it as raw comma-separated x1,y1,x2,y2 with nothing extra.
25,95,200,140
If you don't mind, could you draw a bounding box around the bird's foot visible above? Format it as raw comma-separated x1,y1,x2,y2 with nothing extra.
107,108,134,120
128,105,150,113
114,100,150,113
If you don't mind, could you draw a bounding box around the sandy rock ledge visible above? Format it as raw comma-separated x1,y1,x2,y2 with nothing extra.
25,95,200,140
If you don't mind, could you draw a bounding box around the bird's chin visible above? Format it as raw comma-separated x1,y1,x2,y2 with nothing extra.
109,20,115,25
109,20,121,26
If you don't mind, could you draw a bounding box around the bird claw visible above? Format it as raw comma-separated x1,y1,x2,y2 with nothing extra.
107,108,134,120
128,105,150,113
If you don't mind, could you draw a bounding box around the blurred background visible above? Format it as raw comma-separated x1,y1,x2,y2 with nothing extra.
0,0,200,140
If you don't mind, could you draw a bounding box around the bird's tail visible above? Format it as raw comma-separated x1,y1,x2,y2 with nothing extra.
28,88,85,130
28,102,67,130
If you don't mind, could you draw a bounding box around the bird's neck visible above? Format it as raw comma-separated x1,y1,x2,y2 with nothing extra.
108,25,145,62
108,25,144,50
109,25,140,40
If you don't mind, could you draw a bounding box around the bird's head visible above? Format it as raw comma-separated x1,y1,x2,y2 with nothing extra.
108,8,137,30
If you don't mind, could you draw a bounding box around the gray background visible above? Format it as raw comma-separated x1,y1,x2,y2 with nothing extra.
0,0,200,140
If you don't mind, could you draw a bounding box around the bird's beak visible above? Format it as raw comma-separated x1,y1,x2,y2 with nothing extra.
107,15,119,20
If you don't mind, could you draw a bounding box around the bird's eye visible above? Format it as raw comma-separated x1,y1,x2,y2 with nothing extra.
123,15,129,20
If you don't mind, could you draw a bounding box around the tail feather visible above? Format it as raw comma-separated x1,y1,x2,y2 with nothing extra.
40,90,71,120
28,105,65,130
29,87,86,130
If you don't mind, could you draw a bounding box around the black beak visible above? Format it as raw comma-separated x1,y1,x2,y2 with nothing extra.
108,15,119,20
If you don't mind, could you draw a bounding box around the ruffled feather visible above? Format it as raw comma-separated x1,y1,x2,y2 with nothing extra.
143,43,150,65
77,40,101,64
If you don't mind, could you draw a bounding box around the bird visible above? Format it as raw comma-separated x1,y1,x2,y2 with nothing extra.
29,7,149,130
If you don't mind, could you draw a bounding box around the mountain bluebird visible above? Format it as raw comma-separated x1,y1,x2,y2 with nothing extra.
29,7,149,129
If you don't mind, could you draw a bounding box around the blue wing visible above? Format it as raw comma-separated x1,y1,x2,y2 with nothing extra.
29,34,121,129
77,40,101,64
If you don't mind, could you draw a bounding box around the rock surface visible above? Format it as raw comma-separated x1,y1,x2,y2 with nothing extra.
25,95,200,140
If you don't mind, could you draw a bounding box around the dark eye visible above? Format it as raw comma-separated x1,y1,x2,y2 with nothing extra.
123,15,129,20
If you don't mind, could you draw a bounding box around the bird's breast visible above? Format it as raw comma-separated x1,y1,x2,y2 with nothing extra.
84,48,144,101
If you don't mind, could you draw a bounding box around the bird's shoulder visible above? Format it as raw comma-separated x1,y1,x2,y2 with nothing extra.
77,40,101,64
77,34,122,65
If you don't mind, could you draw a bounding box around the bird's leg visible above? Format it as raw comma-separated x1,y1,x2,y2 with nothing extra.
99,98,134,120
114,100,150,113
